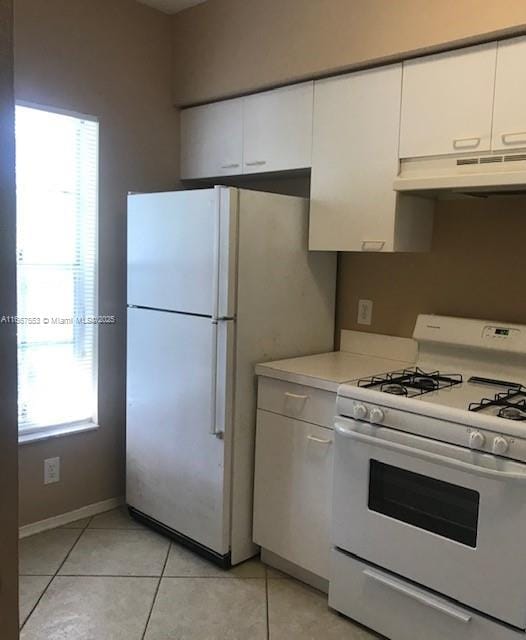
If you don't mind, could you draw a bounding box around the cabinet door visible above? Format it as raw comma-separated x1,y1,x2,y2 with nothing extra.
243,82,313,174
492,36,526,151
310,66,402,252
253,409,333,580
180,98,243,179
399,43,497,158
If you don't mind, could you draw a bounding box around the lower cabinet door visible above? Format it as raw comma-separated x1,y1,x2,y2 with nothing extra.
253,409,333,579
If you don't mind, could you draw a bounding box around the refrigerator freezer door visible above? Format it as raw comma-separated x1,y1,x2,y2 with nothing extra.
128,190,218,315
126,307,230,555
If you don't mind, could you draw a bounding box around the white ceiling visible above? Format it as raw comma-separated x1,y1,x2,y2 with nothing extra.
137,0,207,14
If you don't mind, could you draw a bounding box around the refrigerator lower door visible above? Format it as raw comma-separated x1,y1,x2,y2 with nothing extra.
126,307,230,557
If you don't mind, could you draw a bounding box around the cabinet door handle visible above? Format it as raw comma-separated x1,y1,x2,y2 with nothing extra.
220,163,240,169
361,241,385,252
307,435,332,445
453,137,481,150
501,132,526,146
245,160,267,166
284,392,308,401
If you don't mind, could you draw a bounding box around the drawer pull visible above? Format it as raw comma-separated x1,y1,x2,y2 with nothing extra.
361,241,385,252
501,132,526,146
363,569,472,624
307,435,332,445
284,392,308,401
453,137,481,150
245,160,267,167
220,163,240,169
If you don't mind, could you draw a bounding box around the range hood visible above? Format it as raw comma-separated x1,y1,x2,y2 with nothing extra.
394,151,526,197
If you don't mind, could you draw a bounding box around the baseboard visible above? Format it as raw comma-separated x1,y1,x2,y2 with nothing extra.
19,496,124,538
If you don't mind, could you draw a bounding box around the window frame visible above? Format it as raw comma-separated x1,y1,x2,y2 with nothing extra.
15,101,100,445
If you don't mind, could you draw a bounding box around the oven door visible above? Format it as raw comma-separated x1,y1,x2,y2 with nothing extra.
333,418,526,629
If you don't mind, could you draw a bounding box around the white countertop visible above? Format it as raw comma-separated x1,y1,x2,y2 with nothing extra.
255,350,412,393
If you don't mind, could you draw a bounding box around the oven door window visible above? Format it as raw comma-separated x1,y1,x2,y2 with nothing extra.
368,460,480,547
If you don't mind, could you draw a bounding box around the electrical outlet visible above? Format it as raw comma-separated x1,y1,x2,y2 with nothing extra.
44,457,60,485
357,299,373,326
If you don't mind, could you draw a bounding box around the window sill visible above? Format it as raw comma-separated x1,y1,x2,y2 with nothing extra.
19,421,99,446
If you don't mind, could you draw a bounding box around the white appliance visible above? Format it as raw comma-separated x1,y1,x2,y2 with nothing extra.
394,152,526,196
126,186,335,567
330,315,526,640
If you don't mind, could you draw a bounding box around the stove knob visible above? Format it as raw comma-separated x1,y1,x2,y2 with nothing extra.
469,431,485,449
370,408,385,424
493,436,509,455
353,403,368,420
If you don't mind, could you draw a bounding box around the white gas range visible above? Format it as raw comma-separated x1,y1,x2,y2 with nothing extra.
330,315,526,640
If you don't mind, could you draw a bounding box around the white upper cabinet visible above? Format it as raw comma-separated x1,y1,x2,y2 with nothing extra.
492,36,526,151
310,65,433,252
242,82,313,174
180,98,243,179
399,43,497,158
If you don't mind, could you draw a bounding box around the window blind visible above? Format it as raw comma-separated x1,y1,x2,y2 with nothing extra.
15,105,99,433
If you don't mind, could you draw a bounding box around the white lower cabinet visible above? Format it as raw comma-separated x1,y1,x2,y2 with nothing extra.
253,406,333,580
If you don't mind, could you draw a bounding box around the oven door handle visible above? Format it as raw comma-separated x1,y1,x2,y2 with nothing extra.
335,423,526,483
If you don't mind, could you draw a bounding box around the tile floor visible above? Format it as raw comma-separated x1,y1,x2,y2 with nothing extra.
19,507,376,639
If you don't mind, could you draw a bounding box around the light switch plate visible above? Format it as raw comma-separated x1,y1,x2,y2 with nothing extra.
357,299,373,326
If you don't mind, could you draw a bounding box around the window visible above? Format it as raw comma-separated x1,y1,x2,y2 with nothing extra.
15,104,99,438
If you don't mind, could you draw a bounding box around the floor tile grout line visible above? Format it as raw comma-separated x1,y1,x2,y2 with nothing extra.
141,541,172,640
19,527,85,632
26,573,268,579
18,575,53,631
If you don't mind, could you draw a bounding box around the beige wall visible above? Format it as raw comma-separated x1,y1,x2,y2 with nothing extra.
337,197,526,341
15,0,178,526
172,0,526,105
0,0,19,634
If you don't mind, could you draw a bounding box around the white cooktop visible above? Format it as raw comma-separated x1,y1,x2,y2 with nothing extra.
416,371,526,413
337,315,526,437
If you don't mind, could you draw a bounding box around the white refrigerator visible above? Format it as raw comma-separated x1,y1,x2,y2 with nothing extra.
126,186,336,567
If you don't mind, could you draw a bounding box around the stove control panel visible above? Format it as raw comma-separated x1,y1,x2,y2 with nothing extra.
467,428,518,458
339,396,526,462
482,325,521,344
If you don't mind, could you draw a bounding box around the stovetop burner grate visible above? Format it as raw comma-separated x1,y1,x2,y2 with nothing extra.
358,367,463,398
469,387,526,421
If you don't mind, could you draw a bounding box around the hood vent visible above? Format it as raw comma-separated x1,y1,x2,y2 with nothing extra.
479,156,502,164
394,151,526,197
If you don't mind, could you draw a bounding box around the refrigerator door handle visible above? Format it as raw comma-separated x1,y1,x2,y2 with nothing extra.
211,318,234,438
210,320,220,436
211,187,221,322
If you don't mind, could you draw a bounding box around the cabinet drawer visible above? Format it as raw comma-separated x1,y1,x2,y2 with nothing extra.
329,551,523,640
253,411,333,579
257,377,336,428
